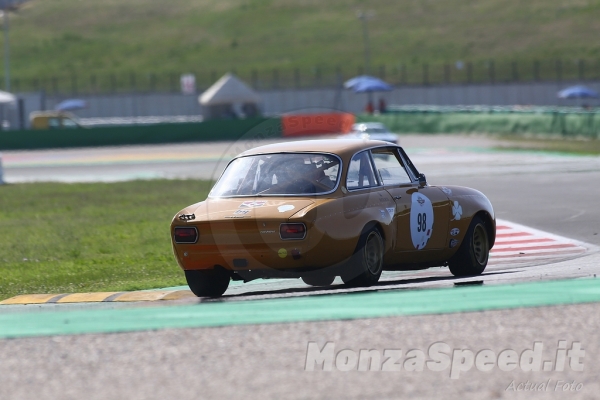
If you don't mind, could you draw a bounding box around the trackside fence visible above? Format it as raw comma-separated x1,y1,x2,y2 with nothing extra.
1,109,598,151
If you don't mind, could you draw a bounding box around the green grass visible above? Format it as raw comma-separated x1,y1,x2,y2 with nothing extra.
6,0,600,89
0,179,212,300
496,135,600,155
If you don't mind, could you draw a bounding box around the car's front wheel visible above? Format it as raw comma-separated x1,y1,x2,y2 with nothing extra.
448,216,490,277
185,268,230,297
342,227,384,287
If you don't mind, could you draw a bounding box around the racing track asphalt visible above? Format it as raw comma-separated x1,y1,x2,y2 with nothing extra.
3,134,600,246
1,134,600,399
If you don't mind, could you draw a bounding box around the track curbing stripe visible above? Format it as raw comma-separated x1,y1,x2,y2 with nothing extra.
0,294,63,305
102,292,127,302
160,290,196,301
113,291,176,302
1,278,600,339
57,292,122,303
47,294,71,303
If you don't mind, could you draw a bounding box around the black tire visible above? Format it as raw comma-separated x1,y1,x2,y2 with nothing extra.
301,274,336,287
185,268,230,297
448,216,490,277
341,228,384,287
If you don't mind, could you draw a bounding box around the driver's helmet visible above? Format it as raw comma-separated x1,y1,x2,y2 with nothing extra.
278,156,311,184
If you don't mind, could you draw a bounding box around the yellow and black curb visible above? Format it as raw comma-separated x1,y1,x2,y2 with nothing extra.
0,290,196,305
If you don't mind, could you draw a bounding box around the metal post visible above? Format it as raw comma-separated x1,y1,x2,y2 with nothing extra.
251,69,258,89
511,61,519,81
17,97,23,129
357,11,374,75
401,64,406,85
3,6,10,92
294,68,300,88
0,152,4,185
272,69,278,89
467,62,473,83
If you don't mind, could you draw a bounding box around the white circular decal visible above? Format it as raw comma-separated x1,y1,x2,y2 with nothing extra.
278,205,295,213
410,193,434,250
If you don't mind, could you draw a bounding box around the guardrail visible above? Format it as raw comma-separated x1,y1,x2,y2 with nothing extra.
0,118,283,151
387,105,600,114
0,113,359,150
2,110,597,151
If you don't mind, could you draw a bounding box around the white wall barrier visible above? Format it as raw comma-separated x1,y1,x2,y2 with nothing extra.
10,80,600,129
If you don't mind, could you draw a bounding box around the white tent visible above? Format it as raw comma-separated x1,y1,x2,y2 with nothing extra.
199,73,261,105
0,90,16,104
199,73,261,119
0,90,16,130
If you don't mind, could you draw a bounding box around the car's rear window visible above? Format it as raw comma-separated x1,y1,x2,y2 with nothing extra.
209,153,341,197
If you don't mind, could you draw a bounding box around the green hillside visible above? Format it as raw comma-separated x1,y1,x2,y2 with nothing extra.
6,0,600,90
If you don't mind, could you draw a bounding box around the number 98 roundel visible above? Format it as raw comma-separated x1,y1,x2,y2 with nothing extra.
410,193,434,250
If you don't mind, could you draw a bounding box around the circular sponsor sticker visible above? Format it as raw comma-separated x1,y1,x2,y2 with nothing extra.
410,193,434,250
278,205,295,213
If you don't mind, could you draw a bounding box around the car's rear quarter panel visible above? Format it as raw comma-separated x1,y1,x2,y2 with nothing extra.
436,185,496,261
292,191,395,267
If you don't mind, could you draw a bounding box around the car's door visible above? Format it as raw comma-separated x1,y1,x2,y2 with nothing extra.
370,147,451,259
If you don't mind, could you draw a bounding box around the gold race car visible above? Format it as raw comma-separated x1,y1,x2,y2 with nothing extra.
171,139,495,297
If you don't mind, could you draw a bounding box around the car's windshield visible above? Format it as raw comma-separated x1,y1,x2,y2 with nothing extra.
209,153,341,197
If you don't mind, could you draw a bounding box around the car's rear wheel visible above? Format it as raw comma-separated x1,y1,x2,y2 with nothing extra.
341,227,384,287
301,274,336,287
185,268,230,297
448,216,490,277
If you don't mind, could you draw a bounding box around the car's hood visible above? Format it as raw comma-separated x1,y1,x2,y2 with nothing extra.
188,198,316,221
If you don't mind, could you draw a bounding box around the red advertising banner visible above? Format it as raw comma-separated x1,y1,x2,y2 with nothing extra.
281,113,355,137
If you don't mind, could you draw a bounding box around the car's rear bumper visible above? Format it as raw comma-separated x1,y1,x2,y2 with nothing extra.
173,243,343,272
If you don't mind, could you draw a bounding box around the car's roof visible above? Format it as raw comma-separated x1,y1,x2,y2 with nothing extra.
30,111,75,118
239,139,395,158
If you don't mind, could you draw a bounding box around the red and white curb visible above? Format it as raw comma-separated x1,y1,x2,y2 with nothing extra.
489,219,593,266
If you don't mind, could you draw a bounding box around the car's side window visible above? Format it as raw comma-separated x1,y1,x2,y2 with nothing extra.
48,118,61,129
62,118,78,128
371,148,412,185
346,150,378,190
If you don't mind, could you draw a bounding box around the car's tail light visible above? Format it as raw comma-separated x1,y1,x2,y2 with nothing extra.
174,227,198,244
280,223,306,240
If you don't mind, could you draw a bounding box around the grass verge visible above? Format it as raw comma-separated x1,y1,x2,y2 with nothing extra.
9,0,600,83
0,180,212,301
495,135,600,155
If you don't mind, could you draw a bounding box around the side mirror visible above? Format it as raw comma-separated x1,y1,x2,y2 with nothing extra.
418,173,427,187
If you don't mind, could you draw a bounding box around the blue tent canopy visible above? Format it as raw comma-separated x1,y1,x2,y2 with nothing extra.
557,86,599,99
344,75,392,93
55,99,87,111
